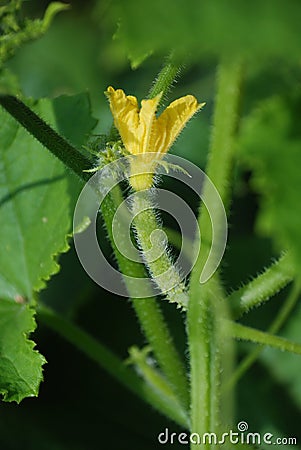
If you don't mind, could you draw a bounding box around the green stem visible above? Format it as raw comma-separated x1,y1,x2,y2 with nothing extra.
188,60,242,448
229,320,301,355
131,191,189,308
127,346,180,401
37,304,189,428
227,282,300,388
148,57,181,102
0,95,91,181
102,190,190,410
228,253,294,319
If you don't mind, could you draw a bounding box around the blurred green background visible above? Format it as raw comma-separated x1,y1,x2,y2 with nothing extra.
1,0,301,448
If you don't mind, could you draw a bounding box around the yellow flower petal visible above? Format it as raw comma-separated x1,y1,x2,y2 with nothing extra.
106,86,140,154
152,95,205,154
137,92,163,153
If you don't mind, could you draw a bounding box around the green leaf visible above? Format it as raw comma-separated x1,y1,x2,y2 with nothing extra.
0,298,46,402
239,94,301,275
0,92,96,302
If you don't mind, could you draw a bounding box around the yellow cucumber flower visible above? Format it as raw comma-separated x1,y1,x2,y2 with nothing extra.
106,86,205,190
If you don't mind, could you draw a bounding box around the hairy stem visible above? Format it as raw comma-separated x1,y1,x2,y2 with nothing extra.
131,191,189,308
229,320,301,355
229,253,295,319
188,59,242,448
0,95,91,181
37,304,189,428
148,57,182,102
